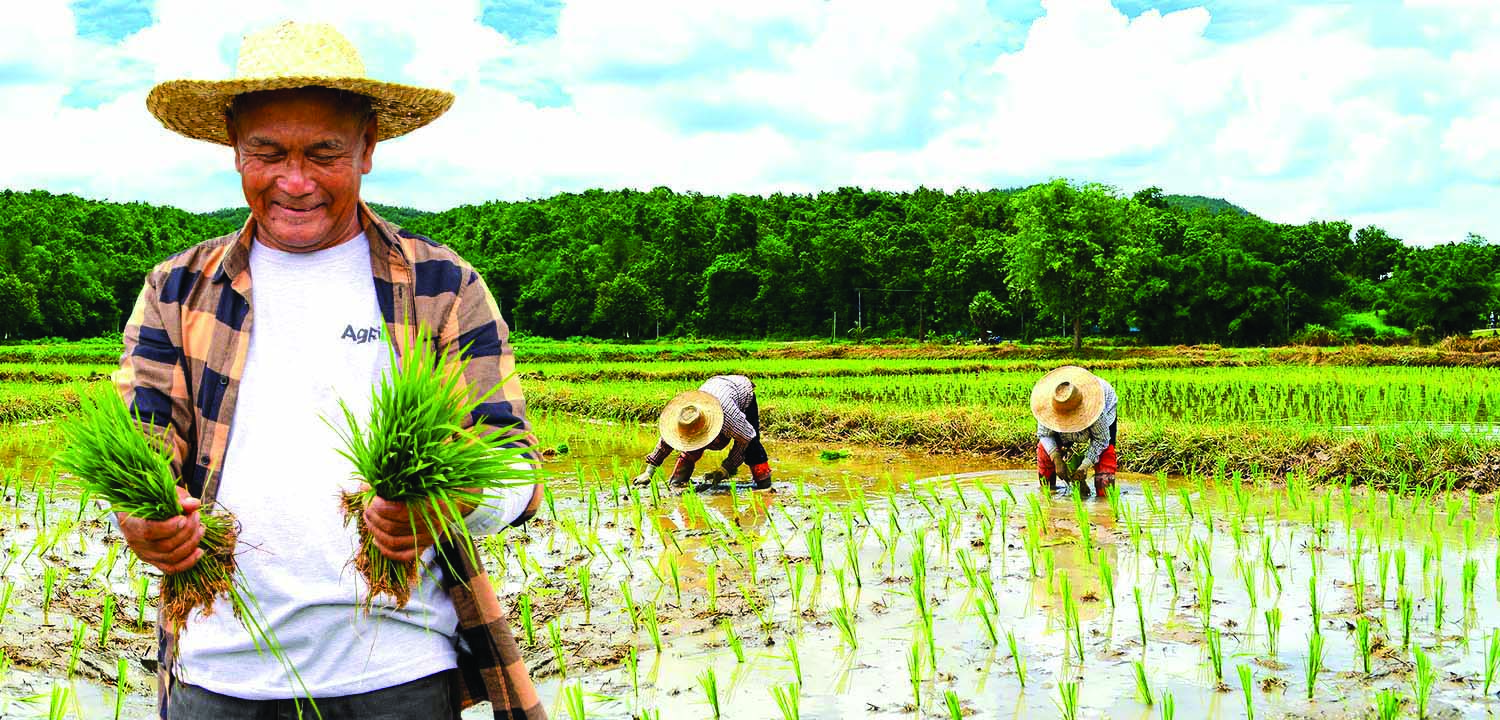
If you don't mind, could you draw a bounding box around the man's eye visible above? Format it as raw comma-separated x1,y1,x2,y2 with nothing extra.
254,153,284,162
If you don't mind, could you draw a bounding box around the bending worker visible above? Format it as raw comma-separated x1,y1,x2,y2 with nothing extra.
633,375,773,490
1033,365,1118,496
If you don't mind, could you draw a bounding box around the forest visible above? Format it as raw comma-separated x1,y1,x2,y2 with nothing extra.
1,182,1495,346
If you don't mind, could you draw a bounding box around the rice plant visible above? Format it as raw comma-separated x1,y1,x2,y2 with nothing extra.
1057,681,1080,720
1238,664,1255,720
907,641,923,711
1159,690,1174,720
1206,627,1224,683
1356,616,1373,675
1134,586,1148,651
1412,645,1435,718
114,656,128,720
1133,660,1154,705
1098,555,1116,610
1006,629,1026,687
944,690,963,719
772,682,801,720
975,598,999,647
1400,589,1414,648
699,668,721,720
1485,628,1500,695
723,619,745,663
561,682,586,720
1304,630,1325,700
66,619,85,676
1373,688,1402,720
832,606,858,650
99,591,116,648
624,646,640,701
787,635,802,686
330,327,537,610
549,619,567,678
0,581,11,625
1265,607,1281,658
642,601,662,654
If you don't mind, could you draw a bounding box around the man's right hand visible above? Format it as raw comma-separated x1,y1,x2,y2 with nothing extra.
117,485,204,574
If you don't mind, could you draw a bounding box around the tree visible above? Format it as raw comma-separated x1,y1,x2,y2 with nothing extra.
968,291,1004,336
593,274,659,339
1004,180,1152,351
1385,241,1498,336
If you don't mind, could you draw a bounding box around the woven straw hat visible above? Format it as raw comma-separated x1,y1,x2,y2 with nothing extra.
146,21,454,145
1030,366,1106,433
659,390,725,452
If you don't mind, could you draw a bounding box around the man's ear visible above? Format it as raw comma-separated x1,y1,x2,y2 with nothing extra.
225,113,241,172
360,114,377,175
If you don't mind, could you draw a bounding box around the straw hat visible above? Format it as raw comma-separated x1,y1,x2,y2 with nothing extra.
1030,366,1106,433
146,21,454,145
659,390,725,452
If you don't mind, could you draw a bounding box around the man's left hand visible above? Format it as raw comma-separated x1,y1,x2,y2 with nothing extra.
701,467,729,484
365,495,460,563
1071,463,1093,483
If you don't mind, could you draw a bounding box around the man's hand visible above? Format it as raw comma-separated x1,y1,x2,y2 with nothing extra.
1071,462,1093,483
631,463,659,487
118,485,203,575
701,466,730,484
365,496,460,564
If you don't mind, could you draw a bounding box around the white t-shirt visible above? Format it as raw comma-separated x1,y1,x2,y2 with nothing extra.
175,233,517,698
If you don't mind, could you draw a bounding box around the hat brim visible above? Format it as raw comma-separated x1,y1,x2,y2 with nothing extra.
1030,365,1105,433
659,390,724,452
146,76,455,145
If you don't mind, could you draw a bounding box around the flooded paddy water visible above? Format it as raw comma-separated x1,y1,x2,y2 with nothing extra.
3,411,1500,719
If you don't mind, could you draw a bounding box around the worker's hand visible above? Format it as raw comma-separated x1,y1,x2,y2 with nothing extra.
632,464,658,487
118,485,203,575
1049,450,1065,472
1071,462,1093,483
701,467,729,484
365,495,458,564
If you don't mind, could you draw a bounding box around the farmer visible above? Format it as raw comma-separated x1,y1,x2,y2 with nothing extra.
113,22,544,720
631,375,774,490
1033,365,1118,496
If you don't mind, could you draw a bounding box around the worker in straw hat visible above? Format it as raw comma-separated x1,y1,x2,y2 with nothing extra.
1032,365,1119,496
632,375,774,490
115,21,544,720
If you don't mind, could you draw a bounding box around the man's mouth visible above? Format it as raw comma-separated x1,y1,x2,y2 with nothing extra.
273,202,324,216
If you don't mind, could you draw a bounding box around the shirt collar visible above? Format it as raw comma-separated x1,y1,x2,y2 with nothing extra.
212,201,406,284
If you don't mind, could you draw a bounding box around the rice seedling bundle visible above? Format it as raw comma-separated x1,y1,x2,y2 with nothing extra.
332,329,537,609
55,391,244,634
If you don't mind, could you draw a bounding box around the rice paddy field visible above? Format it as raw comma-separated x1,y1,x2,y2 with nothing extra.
4,339,1500,719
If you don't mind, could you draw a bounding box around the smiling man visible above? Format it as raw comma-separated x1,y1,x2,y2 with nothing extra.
114,21,546,720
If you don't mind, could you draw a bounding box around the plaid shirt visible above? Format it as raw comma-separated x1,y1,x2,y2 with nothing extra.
646,375,757,471
114,204,545,720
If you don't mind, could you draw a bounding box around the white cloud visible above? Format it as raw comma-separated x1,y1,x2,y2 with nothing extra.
1,0,1496,245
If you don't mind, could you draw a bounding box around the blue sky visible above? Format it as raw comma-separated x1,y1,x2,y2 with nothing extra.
2,0,1497,245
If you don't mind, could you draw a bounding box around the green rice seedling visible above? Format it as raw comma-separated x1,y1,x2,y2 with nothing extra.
833,606,858,650
135,574,150,629
1304,630,1324,700
1159,690,1174,720
788,635,802,686
705,562,719,613
1237,557,1257,609
807,518,826,576
67,619,86,676
666,553,683,607
1164,552,1180,596
1485,628,1500,694
1134,586,1148,650
561,682,586,720
619,582,639,632
517,592,535,645
548,619,567,678
1133,660,1154,705
1206,627,1224,683
1073,491,1094,563
1197,565,1215,632
1007,629,1026,688
1399,589,1414,648
699,668,721,720
0,581,11,625
1057,681,1081,720
114,656,128,719
788,561,806,610
1098,556,1116,610
956,548,979,590
978,571,999,614
772,682,801,720
1413,645,1435,717
1308,572,1320,629
99,591,116,648
576,565,592,619
1373,688,1401,720
330,328,538,610
48,684,69,720
1396,547,1408,590
975,598,1000,647
624,646,639,701
1463,558,1478,609
1433,573,1446,641
844,537,862,589
943,689,962,720
723,619,745,662
1061,572,1084,662
42,565,58,624
1378,549,1392,603
1356,616,1372,675
1265,608,1281,658
642,601,662,654
907,641,923,711
1238,664,1255,720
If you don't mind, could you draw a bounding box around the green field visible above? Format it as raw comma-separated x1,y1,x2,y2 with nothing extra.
4,340,1500,719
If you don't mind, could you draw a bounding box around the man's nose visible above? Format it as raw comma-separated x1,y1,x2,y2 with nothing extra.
276,158,316,196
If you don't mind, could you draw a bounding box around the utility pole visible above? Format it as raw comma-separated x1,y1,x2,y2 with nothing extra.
833,311,837,341
857,289,863,329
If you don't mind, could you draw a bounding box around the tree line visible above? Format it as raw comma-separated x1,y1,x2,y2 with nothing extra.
1,183,1495,346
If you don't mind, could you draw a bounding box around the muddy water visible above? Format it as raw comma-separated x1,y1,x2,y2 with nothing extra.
3,411,1500,719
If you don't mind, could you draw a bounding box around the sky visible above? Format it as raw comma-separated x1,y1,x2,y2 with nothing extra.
1,0,1496,246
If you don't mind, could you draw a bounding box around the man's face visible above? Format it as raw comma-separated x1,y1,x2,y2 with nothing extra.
227,89,376,253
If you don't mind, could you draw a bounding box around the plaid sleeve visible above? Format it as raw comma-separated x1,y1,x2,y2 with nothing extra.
439,264,543,526
112,264,193,481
